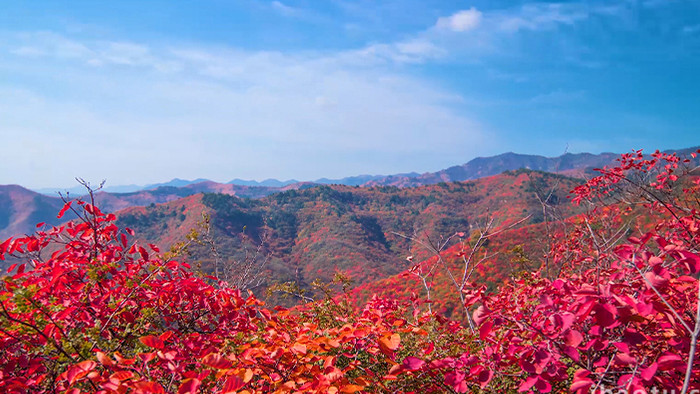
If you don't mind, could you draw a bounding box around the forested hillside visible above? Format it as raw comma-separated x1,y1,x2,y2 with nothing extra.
115,170,582,300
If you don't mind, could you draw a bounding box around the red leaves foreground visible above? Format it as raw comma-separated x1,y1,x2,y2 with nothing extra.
1,149,700,393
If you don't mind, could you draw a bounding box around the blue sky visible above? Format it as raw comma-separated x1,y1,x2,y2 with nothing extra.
1,0,699,189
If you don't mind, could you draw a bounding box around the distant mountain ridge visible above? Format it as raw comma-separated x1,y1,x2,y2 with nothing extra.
6,146,698,240
362,151,622,188
33,147,699,195
0,182,309,239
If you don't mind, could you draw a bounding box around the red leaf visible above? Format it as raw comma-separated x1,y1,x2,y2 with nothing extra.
422,342,434,355
110,370,135,382
0,237,13,255
57,201,73,219
562,345,580,362
535,377,552,393
564,330,584,348
138,246,149,261
139,352,156,363
159,331,173,342
473,305,490,326
477,369,493,388
644,271,669,289
222,376,245,393
570,369,593,393
593,303,617,328
657,352,682,370
444,371,468,393
479,320,493,340
518,376,538,392
65,360,97,386
135,382,165,393
615,352,636,366
178,378,201,394
140,335,164,350
202,353,232,369
676,250,700,274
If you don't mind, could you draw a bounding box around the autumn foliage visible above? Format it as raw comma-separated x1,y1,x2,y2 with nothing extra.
1,149,699,393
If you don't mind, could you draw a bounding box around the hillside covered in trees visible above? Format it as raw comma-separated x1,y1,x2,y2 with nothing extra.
114,170,581,303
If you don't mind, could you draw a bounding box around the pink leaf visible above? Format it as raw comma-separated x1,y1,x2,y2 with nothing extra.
402,356,425,371
640,362,658,382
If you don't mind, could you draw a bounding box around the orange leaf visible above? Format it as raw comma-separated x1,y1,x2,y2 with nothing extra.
110,370,135,382
239,368,254,383
340,385,365,393
96,351,114,367
291,343,307,355
378,333,400,353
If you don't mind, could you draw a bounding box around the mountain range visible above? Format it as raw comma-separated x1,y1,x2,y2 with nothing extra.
4,147,698,241
36,149,681,196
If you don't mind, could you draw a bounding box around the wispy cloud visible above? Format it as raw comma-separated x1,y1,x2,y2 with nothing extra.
271,1,301,17
346,38,446,64
494,3,589,33
346,2,622,67
11,31,92,59
1,31,486,187
435,8,482,32
9,32,179,71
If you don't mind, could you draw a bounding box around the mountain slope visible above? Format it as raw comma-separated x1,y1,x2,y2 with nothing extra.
1,182,310,239
115,170,583,300
0,185,78,239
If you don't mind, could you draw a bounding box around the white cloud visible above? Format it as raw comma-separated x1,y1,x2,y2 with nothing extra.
10,46,46,57
7,32,181,71
12,31,92,59
350,38,445,64
496,3,589,32
99,42,150,65
271,1,301,17
395,39,443,58
1,31,485,188
436,8,482,32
